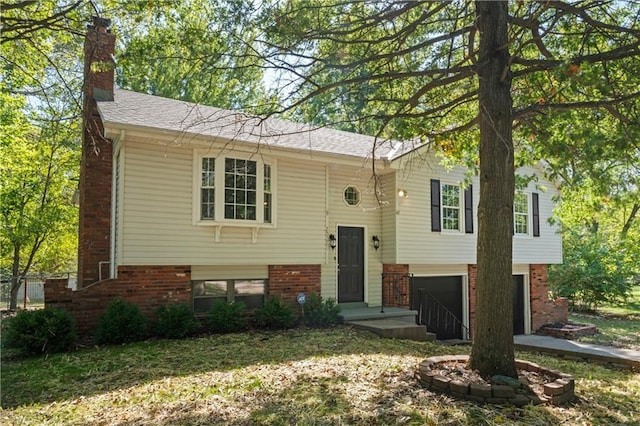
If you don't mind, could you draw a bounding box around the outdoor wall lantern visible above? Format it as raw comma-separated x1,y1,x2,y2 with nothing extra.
372,235,380,250
329,234,337,249
398,189,408,198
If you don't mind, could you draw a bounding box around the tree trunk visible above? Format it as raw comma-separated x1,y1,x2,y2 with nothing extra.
10,244,21,311
469,1,517,379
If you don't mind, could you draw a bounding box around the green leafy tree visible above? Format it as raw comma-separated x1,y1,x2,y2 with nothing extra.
549,229,635,311
0,91,79,310
238,0,640,378
535,108,640,306
1,1,270,310
1,1,86,105
1,2,87,309
99,0,269,110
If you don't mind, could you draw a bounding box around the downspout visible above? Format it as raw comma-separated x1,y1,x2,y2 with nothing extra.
109,129,125,279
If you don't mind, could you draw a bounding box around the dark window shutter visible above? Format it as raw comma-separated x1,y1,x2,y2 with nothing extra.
464,185,473,234
532,192,540,237
430,179,441,232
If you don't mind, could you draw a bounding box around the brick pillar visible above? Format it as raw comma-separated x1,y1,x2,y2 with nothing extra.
78,17,115,287
467,264,477,338
382,264,410,308
530,264,568,331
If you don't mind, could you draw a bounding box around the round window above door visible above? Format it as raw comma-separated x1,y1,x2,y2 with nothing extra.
343,186,361,206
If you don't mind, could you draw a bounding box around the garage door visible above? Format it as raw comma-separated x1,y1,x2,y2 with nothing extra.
411,276,464,340
513,275,525,335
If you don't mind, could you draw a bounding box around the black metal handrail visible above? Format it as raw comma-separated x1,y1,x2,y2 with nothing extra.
417,288,469,340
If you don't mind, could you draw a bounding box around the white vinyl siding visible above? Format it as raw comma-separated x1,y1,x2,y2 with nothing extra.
120,139,325,265
512,169,561,263
321,166,386,306
116,137,560,288
391,154,561,265
395,159,477,264
380,173,397,265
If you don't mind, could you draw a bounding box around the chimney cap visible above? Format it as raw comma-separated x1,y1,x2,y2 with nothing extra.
90,16,111,30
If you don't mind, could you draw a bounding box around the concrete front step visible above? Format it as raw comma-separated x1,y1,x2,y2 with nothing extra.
348,318,437,342
339,306,419,322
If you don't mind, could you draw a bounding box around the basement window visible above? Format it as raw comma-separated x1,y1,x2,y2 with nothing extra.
192,279,266,313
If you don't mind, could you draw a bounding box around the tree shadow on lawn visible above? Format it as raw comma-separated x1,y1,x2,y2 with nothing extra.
1,327,447,408
1,327,638,425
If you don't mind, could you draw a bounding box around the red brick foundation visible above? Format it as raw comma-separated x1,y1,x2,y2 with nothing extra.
45,265,191,335
268,264,321,313
382,264,410,308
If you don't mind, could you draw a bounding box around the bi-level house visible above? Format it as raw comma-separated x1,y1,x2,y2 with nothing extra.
46,18,567,337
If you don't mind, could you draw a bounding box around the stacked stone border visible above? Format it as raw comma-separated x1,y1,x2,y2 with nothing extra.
415,355,574,406
538,323,598,339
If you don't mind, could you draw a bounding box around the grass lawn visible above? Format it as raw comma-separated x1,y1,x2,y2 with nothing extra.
2,327,639,425
569,285,640,351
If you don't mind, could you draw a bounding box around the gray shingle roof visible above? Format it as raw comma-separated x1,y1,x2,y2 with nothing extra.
97,89,415,160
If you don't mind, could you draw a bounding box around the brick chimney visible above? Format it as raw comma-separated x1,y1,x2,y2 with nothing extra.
78,17,115,287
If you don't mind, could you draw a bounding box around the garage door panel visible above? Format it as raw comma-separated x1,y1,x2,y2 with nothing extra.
513,275,525,335
411,276,463,340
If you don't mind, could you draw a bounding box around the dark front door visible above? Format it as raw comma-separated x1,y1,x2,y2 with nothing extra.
513,275,525,335
337,226,364,303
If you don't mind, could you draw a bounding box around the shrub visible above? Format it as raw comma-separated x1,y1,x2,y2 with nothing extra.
549,231,635,311
302,294,341,328
94,298,148,345
153,303,199,339
2,308,76,355
254,296,298,330
207,300,248,333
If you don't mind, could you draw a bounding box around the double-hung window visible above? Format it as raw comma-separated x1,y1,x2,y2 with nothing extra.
513,191,541,237
224,158,257,220
196,153,274,226
201,158,216,220
514,192,529,236
430,179,474,234
441,184,461,231
264,164,272,223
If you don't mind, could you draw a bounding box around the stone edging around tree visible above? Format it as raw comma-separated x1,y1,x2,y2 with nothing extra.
415,355,575,406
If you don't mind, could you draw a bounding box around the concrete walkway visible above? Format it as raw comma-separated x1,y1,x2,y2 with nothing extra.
514,334,640,370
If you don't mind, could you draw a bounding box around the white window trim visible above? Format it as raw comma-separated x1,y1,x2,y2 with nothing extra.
342,185,361,207
514,191,532,238
440,181,464,234
192,150,277,230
